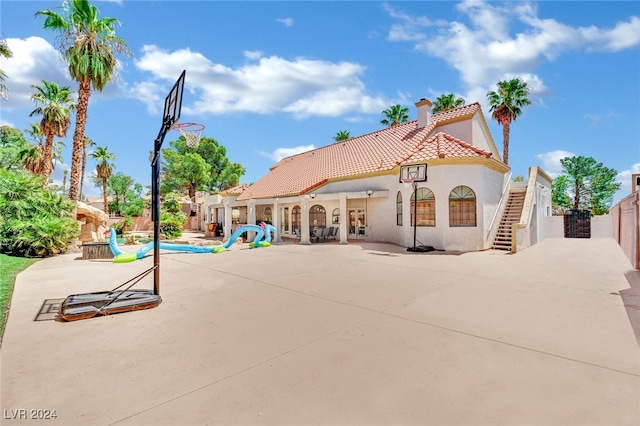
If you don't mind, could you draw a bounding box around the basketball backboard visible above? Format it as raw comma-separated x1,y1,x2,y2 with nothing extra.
162,70,185,128
399,163,427,183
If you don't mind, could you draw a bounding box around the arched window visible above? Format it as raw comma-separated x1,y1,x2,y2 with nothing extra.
332,208,340,224
292,205,301,232
309,204,326,227
396,191,402,226
449,186,476,227
411,187,435,226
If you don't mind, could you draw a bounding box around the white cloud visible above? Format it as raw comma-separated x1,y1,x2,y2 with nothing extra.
616,163,640,194
0,118,15,127
277,17,294,27
583,111,618,127
134,45,390,118
535,150,575,177
259,145,316,163
0,37,71,111
386,0,640,105
244,50,263,60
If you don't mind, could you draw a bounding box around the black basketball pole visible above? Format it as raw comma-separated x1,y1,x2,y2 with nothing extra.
412,181,418,251
151,117,172,296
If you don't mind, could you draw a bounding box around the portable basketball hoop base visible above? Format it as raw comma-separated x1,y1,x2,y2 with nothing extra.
60,70,188,321
400,163,436,253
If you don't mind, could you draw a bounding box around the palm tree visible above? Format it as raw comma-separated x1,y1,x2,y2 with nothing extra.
79,136,95,200
29,81,76,186
36,0,130,200
486,78,531,165
89,146,116,215
52,139,67,168
62,169,69,192
21,123,45,176
432,93,465,114
0,38,12,100
333,130,351,142
380,105,409,127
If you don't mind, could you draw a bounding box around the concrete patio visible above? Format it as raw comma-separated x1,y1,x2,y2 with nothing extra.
1,237,639,425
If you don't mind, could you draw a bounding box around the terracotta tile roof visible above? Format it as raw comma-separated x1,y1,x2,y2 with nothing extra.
220,184,250,196
238,103,487,200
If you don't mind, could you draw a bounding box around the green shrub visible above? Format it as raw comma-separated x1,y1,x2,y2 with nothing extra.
160,211,186,240
0,170,78,257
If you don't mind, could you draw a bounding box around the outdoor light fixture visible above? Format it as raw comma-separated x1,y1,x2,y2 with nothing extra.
310,193,316,199
366,189,373,197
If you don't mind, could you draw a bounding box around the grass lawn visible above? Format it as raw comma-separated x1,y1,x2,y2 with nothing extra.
0,254,38,345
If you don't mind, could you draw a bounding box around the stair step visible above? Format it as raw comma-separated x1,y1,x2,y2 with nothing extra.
493,189,527,249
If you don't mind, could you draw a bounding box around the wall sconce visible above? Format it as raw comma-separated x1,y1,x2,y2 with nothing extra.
366,189,373,197
310,193,316,199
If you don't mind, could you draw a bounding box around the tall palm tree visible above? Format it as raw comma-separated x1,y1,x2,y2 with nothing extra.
0,38,12,100
36,0,130,200
89,146,116,214
486,78,531,165
432,93,465,114
79,136,95,200
29,80,76,186
333,130,351,142
380,105,409,127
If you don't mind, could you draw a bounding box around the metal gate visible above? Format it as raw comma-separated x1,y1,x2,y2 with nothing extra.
564,210,591,238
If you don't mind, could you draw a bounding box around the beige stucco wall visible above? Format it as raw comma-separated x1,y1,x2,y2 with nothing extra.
544,215,613,239
610,192,639,269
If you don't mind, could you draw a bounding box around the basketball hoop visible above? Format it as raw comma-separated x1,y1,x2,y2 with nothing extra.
401,178,416,189
173,122,205,148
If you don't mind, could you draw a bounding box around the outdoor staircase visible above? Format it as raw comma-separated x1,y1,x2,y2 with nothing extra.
492,189,526,251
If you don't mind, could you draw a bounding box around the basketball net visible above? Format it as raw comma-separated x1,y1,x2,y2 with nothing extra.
173,122,205,148
402,178,415,189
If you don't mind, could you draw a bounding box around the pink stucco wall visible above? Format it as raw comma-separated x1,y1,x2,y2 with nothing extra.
611,191,640,269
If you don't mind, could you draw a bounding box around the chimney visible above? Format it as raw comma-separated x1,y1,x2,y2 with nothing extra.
415,98,432,129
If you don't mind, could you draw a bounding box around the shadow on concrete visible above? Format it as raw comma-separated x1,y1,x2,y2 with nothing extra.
621,270,640,345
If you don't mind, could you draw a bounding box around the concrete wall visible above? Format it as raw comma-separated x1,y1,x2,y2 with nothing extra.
610,191,639,269
544,215,613,239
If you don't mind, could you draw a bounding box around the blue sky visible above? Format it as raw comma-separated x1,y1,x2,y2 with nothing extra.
1,0,639,204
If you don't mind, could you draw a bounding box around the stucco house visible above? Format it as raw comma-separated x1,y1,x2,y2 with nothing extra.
204,99,551,252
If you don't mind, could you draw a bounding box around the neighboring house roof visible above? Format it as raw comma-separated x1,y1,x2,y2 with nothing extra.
221,184,250,197
238,102,494,201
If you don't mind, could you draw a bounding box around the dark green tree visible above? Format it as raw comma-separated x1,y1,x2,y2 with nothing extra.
106,172,145,216
161,136,245,197
0,126,30,171
552,156,621,215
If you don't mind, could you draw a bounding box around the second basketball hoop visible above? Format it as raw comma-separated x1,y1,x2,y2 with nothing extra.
173,122,205,148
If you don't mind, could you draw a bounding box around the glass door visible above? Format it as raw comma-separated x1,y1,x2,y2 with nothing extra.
348,209,366,239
